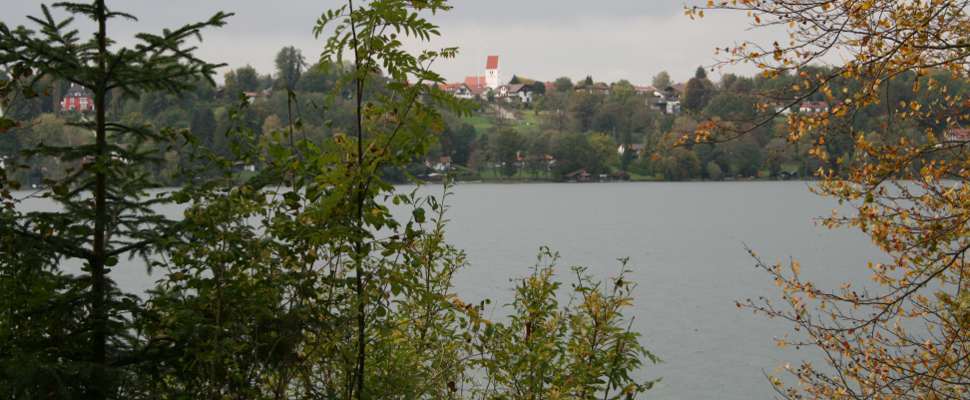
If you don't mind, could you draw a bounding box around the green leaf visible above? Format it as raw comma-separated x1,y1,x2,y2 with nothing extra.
0,118,16,133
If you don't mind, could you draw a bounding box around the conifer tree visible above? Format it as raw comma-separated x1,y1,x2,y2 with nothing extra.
0,2,229,397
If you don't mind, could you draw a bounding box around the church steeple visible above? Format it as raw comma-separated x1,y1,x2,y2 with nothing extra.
485,55,500,89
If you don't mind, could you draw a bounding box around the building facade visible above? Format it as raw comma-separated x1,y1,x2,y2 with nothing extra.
60,84,95,113
485,55,500,89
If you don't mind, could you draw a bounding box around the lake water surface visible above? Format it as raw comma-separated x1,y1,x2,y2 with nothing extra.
15,182,884,399
426,181,882,400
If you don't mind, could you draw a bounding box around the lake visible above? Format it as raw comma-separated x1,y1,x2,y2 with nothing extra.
13,181,884,399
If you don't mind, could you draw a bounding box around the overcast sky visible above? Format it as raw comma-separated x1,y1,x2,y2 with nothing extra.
4,1,785,85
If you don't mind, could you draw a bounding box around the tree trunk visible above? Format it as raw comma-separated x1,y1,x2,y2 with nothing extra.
348,2,366,399
90,1,109,398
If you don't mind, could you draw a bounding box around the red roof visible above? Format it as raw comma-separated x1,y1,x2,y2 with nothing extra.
438,83,467,91
634,85,657,94
465,76,487,88
486,55,499,70
468,85,489,96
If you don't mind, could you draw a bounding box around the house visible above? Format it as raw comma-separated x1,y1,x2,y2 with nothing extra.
438,83,474,99
799,101,829,114
60,84,95,113
497,84,534,103
463,75,491,98
424,155,452,172
465,76,487,88
944,128,970,142
646,93,666,112
565,169,593,182
664,100,682,114
243,89,271,104
645,85,682,115
633,85,657,96
617,143,646,157
520,154,557,171
461,55,502,97
592,82,611,95
544,81,557,93
432,156,453,172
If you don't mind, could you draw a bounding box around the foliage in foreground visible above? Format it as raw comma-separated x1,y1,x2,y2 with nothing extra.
0,1,657,398
692,0,970,398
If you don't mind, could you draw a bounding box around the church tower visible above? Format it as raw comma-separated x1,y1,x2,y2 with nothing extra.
485,55,500,89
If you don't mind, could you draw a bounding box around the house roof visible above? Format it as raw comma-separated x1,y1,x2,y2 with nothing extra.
65,84,93,98
634,85,657,94
486,55,499,70
439,82,469,91
507,83,528,93
468,86,489,96
465,75,487,88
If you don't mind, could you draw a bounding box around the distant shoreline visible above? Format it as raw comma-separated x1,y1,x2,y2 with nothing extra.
413,178,822,185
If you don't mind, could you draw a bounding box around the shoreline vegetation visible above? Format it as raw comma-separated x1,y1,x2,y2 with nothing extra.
5,30,911,187
0,1,660,398
3,0,969,398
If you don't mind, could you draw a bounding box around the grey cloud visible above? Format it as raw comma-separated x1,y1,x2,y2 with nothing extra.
3,1,776,85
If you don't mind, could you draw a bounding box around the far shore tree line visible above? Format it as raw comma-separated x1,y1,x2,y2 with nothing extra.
5,45,969,186
3,0,969,398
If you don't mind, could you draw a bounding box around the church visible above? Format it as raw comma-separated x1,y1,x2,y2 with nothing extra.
464,55,501,93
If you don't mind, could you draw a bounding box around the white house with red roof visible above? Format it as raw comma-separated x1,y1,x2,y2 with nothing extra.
438,82,474,99
61,83,95,113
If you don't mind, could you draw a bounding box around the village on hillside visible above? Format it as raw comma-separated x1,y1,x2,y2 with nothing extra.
8,50,969,186
437,55,686,116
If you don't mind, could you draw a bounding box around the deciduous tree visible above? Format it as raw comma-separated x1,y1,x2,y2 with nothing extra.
692,0,970,398
274,45,306,91
652,70,671,89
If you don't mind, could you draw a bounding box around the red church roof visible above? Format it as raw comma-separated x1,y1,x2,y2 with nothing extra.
486,55,499,70
465,76,486,88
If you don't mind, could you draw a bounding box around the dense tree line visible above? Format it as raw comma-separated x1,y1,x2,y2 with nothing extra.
469,64,970,181
4,21,969,185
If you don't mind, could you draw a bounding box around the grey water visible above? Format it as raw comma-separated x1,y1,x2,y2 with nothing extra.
13,181,884,399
